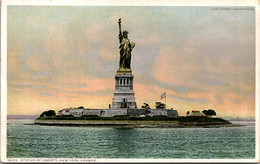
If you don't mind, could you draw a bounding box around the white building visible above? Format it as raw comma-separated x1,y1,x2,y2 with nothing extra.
187,110,206,117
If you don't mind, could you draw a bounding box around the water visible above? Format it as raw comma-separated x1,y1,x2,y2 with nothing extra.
7,120,255,159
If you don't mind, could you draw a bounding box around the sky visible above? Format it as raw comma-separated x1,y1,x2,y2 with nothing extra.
7,6,255,117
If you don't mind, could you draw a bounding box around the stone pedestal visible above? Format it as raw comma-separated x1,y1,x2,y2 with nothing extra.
112,72,137,109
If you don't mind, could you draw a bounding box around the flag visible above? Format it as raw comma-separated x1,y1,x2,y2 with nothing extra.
160,92,166,99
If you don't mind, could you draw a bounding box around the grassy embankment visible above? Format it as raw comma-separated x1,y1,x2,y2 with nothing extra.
37,115,230,123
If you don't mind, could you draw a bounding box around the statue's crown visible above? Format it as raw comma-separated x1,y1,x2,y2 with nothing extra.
123,30,128,35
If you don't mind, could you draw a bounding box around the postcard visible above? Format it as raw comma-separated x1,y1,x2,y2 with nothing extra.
1,0,259,163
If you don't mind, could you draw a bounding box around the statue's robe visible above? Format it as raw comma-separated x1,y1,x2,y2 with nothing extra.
119,34,134,69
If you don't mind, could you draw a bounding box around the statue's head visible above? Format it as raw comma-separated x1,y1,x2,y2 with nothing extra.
123,30,128,38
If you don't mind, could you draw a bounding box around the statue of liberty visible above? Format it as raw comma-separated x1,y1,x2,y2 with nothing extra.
118,18,135,71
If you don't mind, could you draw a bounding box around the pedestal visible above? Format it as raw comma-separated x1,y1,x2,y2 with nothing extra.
112,72,137,109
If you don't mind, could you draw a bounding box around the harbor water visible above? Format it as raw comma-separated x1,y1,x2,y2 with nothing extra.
7,120,255,159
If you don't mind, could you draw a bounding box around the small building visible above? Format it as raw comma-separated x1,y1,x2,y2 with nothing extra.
187,110,206,117
57,108,71,116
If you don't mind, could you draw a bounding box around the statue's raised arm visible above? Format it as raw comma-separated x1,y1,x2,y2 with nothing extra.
118,18,122,43
118,18,122,35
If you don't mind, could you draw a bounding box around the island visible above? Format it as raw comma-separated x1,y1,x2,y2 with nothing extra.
34,115,235,128
34,108,236,128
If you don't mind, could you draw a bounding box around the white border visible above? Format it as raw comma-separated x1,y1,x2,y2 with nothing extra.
2,158,259,163
255,2,260,162
1,0,7,162
1,0,259,163
2,0,259,6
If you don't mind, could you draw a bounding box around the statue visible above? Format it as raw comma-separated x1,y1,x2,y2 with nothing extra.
118,18,135,72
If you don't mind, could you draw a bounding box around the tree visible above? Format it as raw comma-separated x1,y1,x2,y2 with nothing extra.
155,102,166,109
45,110,56,116
78,106,84,109
40,110,56,117
141,103,150,109
202,110,208,116
202,109,216,117
207,109,216,116
40,111,46,117
186,111,190,116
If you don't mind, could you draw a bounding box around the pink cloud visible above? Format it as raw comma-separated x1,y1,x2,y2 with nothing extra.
99,45,118,61
151,35,255,117
26,55,48,72
7,87,112,115
11,76,114,94
8,46,21,75
152,46,201,87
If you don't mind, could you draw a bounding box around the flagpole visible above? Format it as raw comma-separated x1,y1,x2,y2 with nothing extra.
165,92,166,109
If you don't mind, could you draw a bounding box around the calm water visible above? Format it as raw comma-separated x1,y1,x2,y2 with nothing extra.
7,120,255,159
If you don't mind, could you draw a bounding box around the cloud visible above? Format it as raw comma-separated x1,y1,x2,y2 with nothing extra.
10,75,114,94
8,46,21,75
26,56,47,72
7,87,113,115
153,46,199,87
99,44,118,61
8,76,115,115
151,18,255,117
152,21,254,90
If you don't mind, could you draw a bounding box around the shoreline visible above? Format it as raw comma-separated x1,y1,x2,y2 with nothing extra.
34,119,243,128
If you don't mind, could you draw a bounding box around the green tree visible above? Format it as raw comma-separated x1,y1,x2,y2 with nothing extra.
155,102,166,109
40,110,56,117
141,103,150,109
202,109,216,116
207,109,216,116
186,111,190,116
46,110,56,116
40,111,46,117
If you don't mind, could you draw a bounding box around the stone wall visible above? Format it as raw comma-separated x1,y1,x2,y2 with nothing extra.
149,109,167,117
60,108,178,117
127,109,178,117
82,109,128,117
70,109,84,117
167,110,178,117
82,109,101,117
127,109,149,117
101,109,127,117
